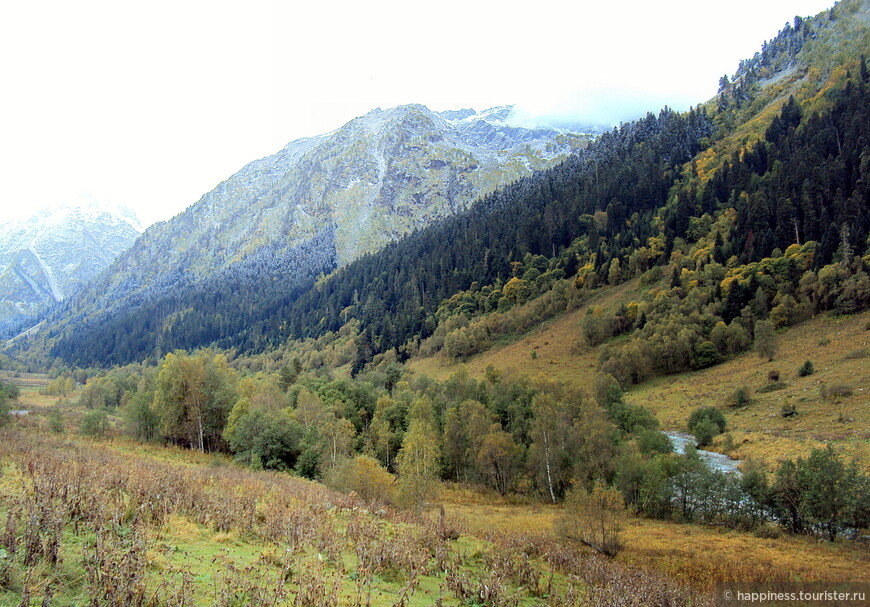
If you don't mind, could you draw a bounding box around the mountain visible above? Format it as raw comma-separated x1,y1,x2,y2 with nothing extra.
105,104,597,283
9,0,869,370
9,106,598,363
0,202,141,328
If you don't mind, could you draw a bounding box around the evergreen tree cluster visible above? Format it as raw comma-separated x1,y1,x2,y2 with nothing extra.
49,228,337,367
719,15,816,108
705,82,869,265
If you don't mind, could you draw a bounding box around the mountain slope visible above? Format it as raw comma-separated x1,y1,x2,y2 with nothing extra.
243,0,869,371
11,106,597,364
10,0,869,370
100,104,596,288
0,202,141,328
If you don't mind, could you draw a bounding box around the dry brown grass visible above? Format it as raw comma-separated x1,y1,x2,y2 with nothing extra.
436,492,870,590
0,371,66,412
410,280,642,385
629,310,870,470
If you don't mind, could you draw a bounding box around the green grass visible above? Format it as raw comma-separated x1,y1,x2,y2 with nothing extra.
0,430,585,607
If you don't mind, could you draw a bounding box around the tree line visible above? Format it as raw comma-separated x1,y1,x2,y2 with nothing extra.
51,353,868,542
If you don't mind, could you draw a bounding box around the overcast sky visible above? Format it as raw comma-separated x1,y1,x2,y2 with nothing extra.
0,0,835,227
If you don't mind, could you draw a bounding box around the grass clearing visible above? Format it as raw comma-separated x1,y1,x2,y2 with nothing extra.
411,296,869,473
628,310,870,469
437,487,870,590
410,280,643,385
0,429,618,607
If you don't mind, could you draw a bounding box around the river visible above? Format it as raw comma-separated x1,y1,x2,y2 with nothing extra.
664,431,742,475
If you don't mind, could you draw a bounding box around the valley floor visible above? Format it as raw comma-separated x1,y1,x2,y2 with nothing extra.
0,426,867,607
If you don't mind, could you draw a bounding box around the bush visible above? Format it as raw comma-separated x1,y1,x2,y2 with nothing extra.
324,455,396,506
639,266,663,286
798,360,814,377
608,401,659,434
754,319,778,361
692,419,719,447
558,482,626,557
80,409,109,438
0,380,20,405
225,406,304,470
47,408,65,433
753,523,782,539
687,406,726,446
821,384,854,401
636,429,672,455
767,369,780,382
757,381,788,393
692,341,721,369
780,403,797,417
730,386,752,408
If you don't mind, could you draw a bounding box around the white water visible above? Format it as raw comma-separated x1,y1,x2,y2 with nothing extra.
664,431,742,475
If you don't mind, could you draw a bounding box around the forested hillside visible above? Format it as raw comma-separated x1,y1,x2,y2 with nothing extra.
7,0,870,378
7,106,595,366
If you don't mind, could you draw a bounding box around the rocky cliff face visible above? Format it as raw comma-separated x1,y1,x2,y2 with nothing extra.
0,203,141,325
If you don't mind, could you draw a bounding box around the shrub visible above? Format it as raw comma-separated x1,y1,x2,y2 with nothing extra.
639,265,663,286
753,524,782,539
730,386,752,408
80,409,109,438
692,340,721,369
636,429,672,455
687,406,726,446
780,403,797,417
582,312,615,347
0,380,20,401
754,319,778,361
822,384,854,401
798,360,814,377
47,408,65,433
324,455,395,506
608,401,659,434
558,482,626,557
692,419,719,447
224,407,304,470
757,381,788,393
767,369,780,382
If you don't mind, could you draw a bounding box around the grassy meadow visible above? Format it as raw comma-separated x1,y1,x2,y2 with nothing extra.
0,422,710,607
410,301,870,471
0,422,866,607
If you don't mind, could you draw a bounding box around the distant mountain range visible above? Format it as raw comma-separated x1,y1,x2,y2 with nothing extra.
0,202,141,327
